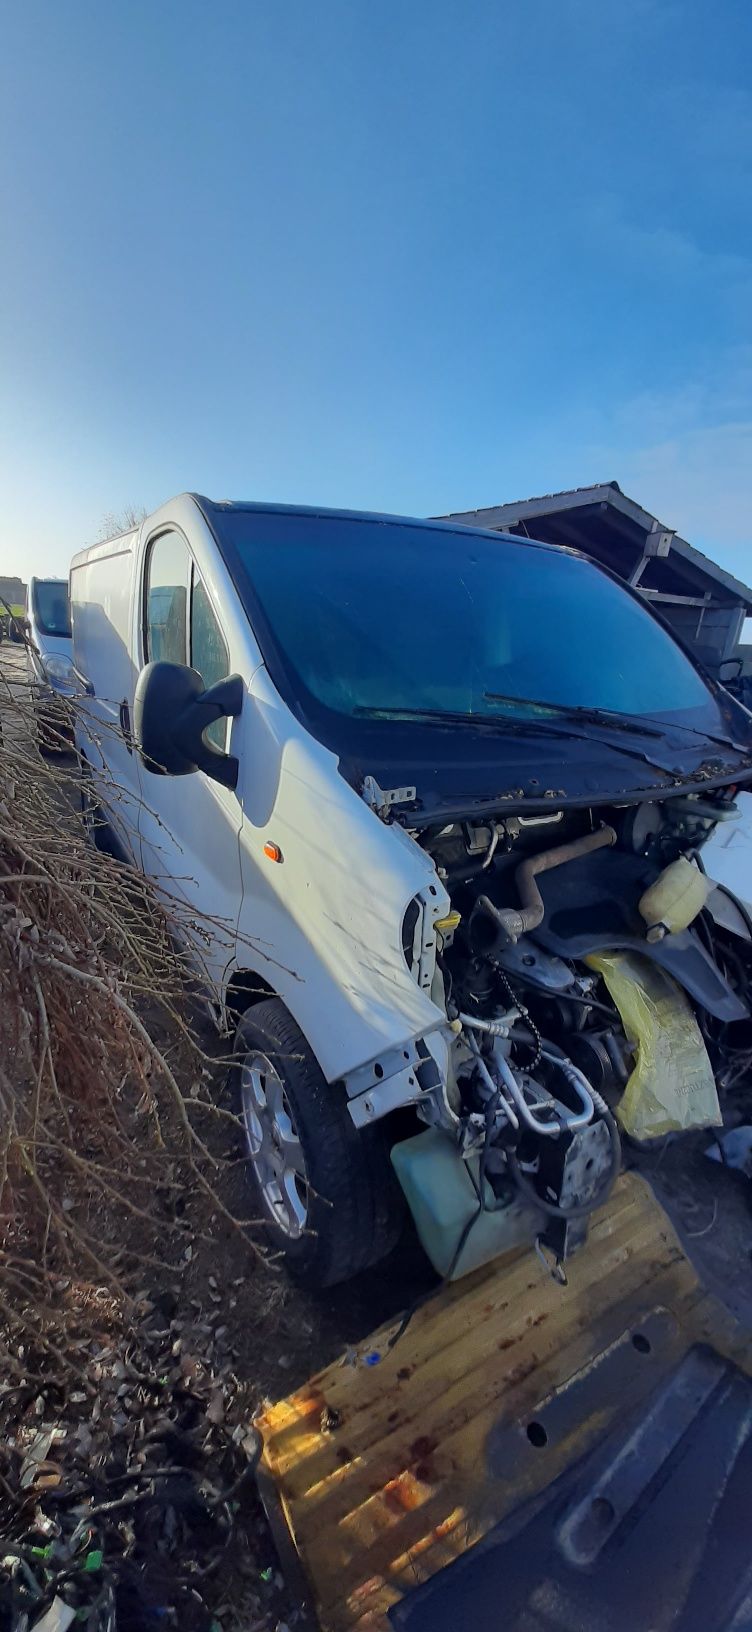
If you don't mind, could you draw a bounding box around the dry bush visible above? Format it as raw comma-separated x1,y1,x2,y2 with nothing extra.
0,657,296,1628
0,666,270,1354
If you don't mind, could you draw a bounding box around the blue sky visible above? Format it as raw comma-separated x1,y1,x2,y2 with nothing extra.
1,0,750,581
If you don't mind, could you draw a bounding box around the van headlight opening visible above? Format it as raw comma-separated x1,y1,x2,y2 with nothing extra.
402,898,422,976
42,653,77,689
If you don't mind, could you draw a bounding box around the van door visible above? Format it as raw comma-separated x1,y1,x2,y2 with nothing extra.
70,538,143,861
136,526,245,996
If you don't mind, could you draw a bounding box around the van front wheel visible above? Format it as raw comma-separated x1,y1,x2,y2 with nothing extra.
232,1000,404,1287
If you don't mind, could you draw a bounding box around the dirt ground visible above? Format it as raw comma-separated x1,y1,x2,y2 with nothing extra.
3,638,752,1626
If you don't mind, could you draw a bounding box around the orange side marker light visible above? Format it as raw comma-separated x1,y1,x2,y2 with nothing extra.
264,841,283,863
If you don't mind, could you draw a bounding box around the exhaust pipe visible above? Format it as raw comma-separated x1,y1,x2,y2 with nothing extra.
471,825,617,952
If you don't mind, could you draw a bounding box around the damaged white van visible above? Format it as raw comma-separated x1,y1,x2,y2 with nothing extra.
70,497,752,1287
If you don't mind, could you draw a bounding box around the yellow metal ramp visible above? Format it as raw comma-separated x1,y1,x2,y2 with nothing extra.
257,1174,752,1631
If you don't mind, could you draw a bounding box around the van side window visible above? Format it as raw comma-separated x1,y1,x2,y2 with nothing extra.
145,532,190,664
191,577,230,750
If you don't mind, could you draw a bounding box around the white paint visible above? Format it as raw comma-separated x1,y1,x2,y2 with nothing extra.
131,497,257,994
69,533,142,859
703,790,752,910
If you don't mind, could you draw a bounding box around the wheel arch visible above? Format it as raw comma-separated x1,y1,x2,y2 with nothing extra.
225,965,281,1022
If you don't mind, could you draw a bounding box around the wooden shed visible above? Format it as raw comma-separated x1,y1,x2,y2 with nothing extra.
438,482,752,675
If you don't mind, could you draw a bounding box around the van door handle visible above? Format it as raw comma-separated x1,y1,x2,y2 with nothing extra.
119,698,132,753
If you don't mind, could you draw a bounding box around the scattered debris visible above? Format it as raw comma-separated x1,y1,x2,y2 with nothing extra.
0,1279,290,1631
707,1126,752,1177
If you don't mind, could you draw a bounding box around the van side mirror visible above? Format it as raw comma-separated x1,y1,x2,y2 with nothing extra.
134,661,243,791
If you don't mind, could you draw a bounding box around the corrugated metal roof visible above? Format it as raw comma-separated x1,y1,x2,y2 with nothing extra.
439,480,624,523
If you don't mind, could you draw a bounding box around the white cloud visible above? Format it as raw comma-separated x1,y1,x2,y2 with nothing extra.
618,420,752,545
589,348,752,584
583,197,752,298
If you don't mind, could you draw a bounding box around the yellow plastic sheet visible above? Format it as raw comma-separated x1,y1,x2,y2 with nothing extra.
586,950,722,1141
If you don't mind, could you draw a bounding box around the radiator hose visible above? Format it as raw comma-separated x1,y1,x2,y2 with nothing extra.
471,823,617,952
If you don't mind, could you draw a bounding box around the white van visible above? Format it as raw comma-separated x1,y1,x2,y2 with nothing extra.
70,495,752,1288
26,576,76,747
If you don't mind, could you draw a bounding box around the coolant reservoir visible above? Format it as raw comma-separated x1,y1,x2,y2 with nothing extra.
391,1129,538,1278
638,857,713,943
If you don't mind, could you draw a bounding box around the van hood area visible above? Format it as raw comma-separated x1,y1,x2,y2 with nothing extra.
350,704,752,823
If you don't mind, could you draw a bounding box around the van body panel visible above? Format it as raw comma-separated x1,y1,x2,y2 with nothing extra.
704,790,752,909
69,536,142,856
235,664,451,1082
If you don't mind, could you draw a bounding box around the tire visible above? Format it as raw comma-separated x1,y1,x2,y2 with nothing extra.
35,691,73,757
78,762,121,856
232,999,405,1287
79,763,102,844
36,709,62,757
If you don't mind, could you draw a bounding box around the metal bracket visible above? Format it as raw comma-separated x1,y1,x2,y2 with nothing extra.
362,775,417,818
628,522,675,587
349,1065,426,1127
535,1235,568,1285
346,1041,442,1127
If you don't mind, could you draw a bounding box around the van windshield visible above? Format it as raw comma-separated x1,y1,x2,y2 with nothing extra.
32,580,71,638
214,512,712,724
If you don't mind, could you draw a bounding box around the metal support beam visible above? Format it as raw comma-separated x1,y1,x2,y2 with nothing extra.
641,591,738,609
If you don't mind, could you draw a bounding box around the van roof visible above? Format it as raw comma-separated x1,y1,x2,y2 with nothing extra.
193,494,565,554
69,494,571,576
70,527,139,571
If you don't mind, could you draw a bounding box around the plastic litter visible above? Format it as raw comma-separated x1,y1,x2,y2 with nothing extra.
31,1598,76,1632
706,1126,752,1176
586,950,721,1140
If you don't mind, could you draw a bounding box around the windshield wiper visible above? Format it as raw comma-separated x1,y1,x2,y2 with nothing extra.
482,693,664,738
354,702,750,778
354,705,566,733
354,703,684,775
483,691,751,755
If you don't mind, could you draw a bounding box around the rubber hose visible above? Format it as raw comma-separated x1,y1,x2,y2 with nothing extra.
508,1106,621,1221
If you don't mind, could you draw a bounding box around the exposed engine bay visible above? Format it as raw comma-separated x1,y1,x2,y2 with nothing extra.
395,788,752,1278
